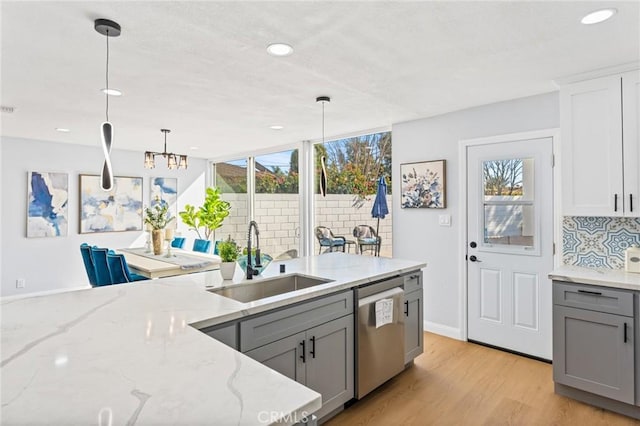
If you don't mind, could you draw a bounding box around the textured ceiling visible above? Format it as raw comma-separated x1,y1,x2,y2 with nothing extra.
1,1,639,159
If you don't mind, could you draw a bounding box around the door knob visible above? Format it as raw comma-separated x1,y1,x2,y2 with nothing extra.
469,255,481,262
470,241,477,248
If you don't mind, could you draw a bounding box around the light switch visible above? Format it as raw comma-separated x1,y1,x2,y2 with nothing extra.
438,214,451,227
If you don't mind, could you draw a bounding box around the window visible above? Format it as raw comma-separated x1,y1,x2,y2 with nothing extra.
482,158,535,248
314,131,392,257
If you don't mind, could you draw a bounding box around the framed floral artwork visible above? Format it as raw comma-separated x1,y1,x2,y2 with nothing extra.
401,160,446,209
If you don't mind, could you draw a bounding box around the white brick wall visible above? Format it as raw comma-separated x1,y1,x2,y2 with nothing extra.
212,193,393,258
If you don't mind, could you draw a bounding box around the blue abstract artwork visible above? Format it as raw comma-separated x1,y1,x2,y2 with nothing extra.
150,177,178,225
27,171,68,238
80,175,143,233
563,216,640,269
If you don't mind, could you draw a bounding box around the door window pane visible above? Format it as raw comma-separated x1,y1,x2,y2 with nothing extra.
482,157,535,248
215,159,248,249
483,158,534,201
255,150,300,259
484,204,534,247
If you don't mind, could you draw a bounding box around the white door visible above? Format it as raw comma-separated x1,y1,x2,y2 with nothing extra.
467,137,554,360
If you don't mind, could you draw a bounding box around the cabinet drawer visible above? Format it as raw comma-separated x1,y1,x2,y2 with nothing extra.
240,291,354,352
403,271,423,293
553,281,633,317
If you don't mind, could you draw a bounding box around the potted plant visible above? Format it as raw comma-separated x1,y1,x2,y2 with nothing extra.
217,236,240,280
145,203,175,255
179,187,231,251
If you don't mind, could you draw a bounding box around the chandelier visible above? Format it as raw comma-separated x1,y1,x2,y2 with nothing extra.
144,129,188,170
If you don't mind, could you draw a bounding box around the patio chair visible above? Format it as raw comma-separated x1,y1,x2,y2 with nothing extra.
353,225,381,256
315,226,347,254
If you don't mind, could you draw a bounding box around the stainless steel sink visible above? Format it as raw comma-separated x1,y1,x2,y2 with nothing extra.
208,274,333,303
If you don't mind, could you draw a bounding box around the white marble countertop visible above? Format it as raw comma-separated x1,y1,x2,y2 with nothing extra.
1,253,426,425
549,265,640,291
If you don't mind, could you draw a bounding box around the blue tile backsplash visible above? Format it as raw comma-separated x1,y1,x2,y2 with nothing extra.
563,217,640,269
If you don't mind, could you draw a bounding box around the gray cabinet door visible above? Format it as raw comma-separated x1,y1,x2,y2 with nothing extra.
404,289,423,364
553,305,634,404
244,331,307,385
305,315,354,420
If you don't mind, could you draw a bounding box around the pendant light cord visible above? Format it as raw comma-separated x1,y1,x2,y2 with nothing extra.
105,28,109,122
322,101,325,143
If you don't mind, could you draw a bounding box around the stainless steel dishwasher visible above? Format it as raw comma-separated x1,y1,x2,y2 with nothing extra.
356,276,405,399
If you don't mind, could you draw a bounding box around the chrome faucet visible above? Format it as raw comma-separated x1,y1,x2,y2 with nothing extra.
246,221,262,279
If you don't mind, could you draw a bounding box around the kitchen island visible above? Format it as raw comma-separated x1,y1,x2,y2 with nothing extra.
1,253,426,425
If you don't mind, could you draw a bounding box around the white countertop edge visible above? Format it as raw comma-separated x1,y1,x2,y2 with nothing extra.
191,262,427,330
549,265,640,291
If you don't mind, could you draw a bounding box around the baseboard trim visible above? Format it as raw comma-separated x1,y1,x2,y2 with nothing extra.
424,321,463,340
1,285,90,301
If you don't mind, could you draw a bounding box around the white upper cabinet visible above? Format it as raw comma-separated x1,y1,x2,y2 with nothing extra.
622,71,640,217
561,70,640,217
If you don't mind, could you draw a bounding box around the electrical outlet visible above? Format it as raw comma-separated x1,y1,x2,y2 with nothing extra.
16,279,26,289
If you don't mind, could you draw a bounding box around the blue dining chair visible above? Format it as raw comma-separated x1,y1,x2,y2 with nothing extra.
90,246,113,286
106,252,148,284
171,237,186,249
79,243,98,286
193,239,211,253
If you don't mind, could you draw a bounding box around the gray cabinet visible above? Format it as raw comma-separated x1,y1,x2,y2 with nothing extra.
242,291,354,420
403,272,423,364
245,331,306,384
201,322,238,350
553,281,635,405
304,315,354,419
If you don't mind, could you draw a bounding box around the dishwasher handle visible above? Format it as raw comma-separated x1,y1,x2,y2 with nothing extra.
358,287,404,307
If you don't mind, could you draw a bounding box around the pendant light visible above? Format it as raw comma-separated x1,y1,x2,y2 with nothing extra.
316,96,330,197
144,129,188,170
94,19,121,191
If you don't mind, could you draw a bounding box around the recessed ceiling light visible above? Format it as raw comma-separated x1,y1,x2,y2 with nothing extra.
189,146,199,151
581,8,617,25
270,125,284,130
101,88,122,96
267,43,293,57
55,128,70,132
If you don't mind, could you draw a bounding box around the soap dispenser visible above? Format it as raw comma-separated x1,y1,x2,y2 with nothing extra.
625,245,640,274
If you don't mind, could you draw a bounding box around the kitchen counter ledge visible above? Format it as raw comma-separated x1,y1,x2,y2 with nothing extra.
549,265,640,291
1,253,426,425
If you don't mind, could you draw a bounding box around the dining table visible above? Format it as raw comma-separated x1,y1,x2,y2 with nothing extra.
118,247,222,279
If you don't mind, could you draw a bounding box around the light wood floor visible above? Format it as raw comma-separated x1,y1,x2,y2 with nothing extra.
326,333,640,425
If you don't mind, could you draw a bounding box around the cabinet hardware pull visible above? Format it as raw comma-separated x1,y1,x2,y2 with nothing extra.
300,340,306,363
310,336,316,359
577,289,602,296
404,300,409,316
631,194,634,212
615,194,618,212
624,323,628,343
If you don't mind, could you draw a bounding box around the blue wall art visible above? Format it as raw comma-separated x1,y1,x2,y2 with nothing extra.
27,171,69,238
150,177,178,226
563,216,640,269
80,175,143,233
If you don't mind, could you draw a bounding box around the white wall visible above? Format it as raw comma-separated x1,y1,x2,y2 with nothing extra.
1,137,208,297
391,92,559,338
